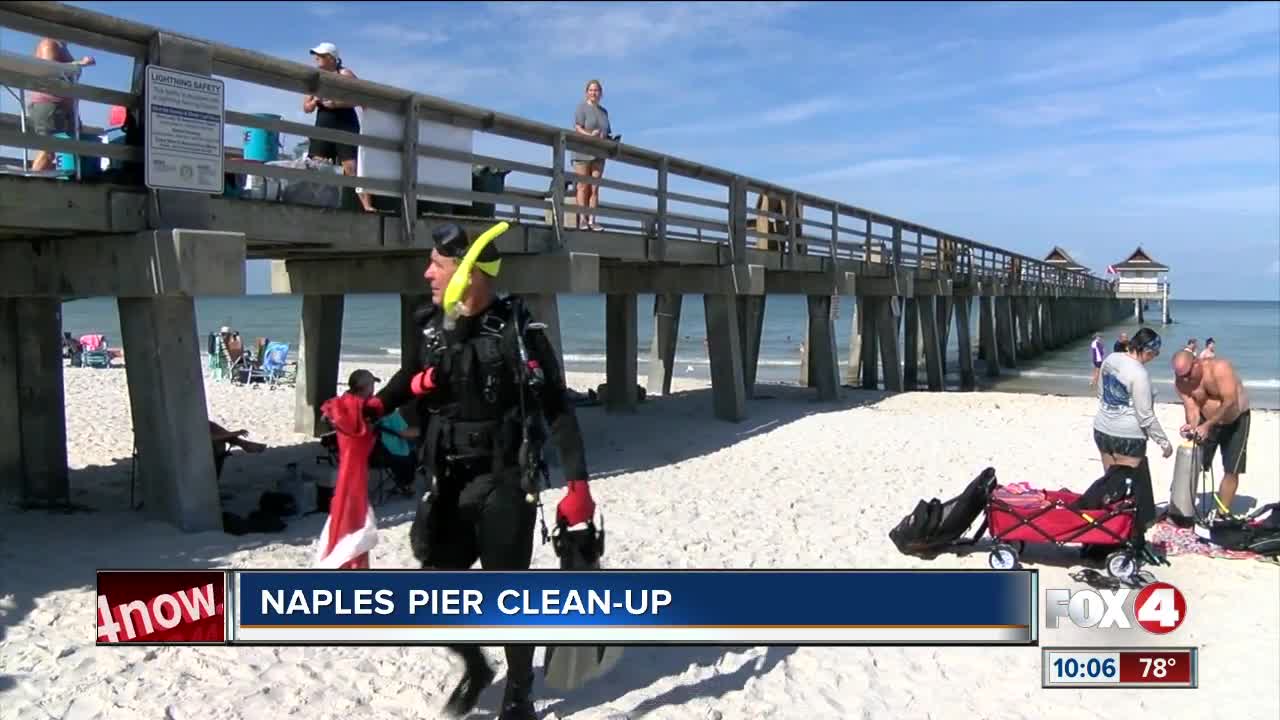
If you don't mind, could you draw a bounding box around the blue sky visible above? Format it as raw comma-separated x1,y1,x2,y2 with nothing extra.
2,1,1278,299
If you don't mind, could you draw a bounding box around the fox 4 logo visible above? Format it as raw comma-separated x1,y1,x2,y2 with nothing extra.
1045,582,1187,635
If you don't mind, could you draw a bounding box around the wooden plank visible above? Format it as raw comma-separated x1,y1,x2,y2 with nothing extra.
225,110,399,152
398,98,419,248
0,68,136,107
655,156,668,262
0,128,140,161
225,157,398,193
0,6,147,58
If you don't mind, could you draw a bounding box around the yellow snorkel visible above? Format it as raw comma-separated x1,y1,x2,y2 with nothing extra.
441,221,509,329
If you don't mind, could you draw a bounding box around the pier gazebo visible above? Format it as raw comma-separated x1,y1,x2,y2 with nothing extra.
1110,246,1171,324
1043,246,1089,274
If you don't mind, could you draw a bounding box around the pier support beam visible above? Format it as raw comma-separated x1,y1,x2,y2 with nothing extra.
979,297,1000,377
876,297,904,392
937,298,954,376
995,296,1018,369
646,293,682,398
954,296,976,390
857,295,880,390
604,294,638,413
704,293,747,421
903,298,921,389
399,294,429,374
1030,299,1044,355
294,295,345,437
118,296,221,531
918,296,945,391
845,299,864,386
0,299,69,508
806,294,840,401
522,293,564,369
1014,298,1034,360
738,295,766,398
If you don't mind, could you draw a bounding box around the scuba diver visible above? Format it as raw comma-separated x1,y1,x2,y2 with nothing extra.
363,222,598,719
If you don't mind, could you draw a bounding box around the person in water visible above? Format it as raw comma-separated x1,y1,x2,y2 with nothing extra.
1089,333,1105,389
1093,327,1173,471
1172,348,1251,517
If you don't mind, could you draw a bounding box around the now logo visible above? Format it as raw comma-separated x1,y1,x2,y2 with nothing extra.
1045,582,1187,635
97,583,223,643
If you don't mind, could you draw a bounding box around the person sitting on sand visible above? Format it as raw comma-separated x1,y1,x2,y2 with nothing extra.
1172,348,1250,517
1093,327,1173,471
210,421,267,478
347,369,419,496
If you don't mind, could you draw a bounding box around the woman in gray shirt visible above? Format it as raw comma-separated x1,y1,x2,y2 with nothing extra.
1093,327,1174,470
572,79,611,231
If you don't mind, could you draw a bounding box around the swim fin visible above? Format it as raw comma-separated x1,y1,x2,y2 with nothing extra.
543,517,624,691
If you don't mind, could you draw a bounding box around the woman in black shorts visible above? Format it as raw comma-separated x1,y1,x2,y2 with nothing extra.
303,43,374,212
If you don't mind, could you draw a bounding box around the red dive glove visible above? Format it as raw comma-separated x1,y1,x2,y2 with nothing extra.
410,366,445,396
556,480,595,527
362,396,386,422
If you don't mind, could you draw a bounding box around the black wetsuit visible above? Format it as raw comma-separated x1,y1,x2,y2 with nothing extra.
374,295,589,714
309,99,360,164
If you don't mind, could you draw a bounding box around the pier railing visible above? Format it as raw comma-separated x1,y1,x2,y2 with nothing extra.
0,1,1111,293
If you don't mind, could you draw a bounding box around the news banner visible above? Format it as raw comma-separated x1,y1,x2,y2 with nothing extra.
95,569,1197,688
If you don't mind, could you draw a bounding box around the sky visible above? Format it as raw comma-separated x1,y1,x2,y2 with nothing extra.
2,1,1278,300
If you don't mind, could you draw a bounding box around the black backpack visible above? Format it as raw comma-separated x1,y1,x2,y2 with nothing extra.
1204,503,1280,557
890,467,998,556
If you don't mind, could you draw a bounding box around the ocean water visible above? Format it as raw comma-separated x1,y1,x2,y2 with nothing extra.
60,296,1280,408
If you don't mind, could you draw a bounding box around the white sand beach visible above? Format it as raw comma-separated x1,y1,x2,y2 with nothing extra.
2,363,1277,720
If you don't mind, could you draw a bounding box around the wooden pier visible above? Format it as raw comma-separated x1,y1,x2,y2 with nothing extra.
0,2,1132,531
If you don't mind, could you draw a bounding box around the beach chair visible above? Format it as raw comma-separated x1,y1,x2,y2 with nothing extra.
79,334,111,369
245,342,290,387
316,430,401,507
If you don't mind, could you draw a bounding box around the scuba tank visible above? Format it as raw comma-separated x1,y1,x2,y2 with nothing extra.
1168,440,1199,523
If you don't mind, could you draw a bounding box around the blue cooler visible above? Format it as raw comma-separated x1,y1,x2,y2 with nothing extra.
243,114,282,162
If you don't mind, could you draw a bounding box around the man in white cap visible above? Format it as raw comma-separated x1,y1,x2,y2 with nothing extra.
303,42,373,211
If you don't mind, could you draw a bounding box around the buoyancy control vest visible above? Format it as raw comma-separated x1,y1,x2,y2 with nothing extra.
415,297,533,473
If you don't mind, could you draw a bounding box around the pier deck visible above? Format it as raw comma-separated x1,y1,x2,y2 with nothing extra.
0,1,1131,530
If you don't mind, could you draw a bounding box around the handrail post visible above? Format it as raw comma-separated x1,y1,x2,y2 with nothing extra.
789,190,801,261
864,216,872,264
551,131,566,250
655,155,668,262
892,223,903,269
829,204,840,263
729,175,747,267
399,96,419,247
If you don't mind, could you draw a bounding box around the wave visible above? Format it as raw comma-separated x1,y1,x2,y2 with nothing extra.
1016,369,1279,389
561,353,801,368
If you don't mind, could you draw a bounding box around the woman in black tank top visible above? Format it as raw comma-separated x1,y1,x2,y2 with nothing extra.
303,43,374,211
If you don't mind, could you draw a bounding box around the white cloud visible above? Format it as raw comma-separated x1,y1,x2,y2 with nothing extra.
306,2,342,18
641,98,844,137
1127,185,1280,215
1197,55,1280,81
788,155,965,184
1006,3,1280,85
358,23,448,48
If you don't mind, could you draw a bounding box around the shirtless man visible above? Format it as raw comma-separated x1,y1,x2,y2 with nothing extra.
1171,350,1251,514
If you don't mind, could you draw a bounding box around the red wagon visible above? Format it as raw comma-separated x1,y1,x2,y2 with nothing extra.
986,485,1141,579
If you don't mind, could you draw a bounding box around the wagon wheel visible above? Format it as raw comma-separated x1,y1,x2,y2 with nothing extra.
988,543,1020,570
1105,551,1136,580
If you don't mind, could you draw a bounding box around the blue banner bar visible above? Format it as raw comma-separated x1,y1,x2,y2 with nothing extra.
231,570,1036,645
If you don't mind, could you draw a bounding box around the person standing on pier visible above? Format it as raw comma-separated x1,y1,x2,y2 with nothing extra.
27,38,95,172
572,79,612,231
303,42,375,212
